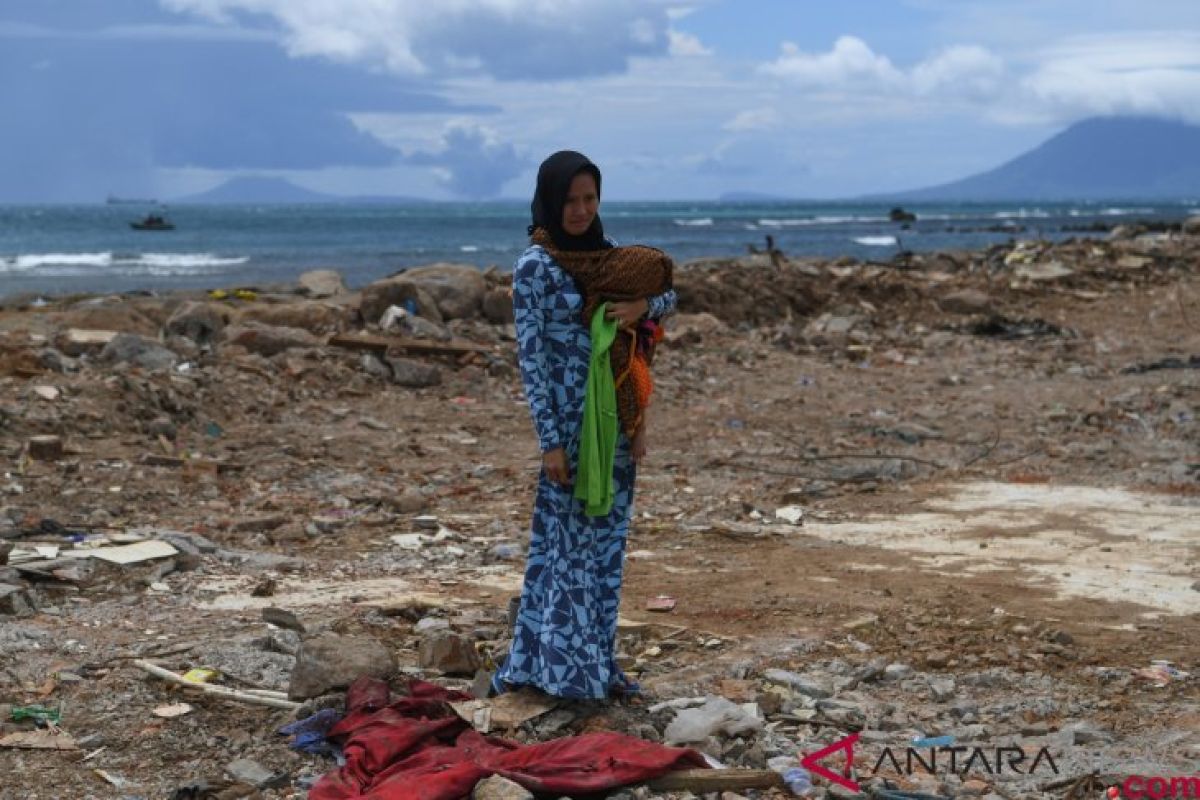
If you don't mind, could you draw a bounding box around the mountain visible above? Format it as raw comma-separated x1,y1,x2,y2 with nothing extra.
888,117,1200,201
174,176,430,204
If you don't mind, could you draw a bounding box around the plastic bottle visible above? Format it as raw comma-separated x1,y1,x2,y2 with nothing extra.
782,766,813,797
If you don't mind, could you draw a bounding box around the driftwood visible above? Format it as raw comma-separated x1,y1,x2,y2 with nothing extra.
647,769,784,792
133,659,300,711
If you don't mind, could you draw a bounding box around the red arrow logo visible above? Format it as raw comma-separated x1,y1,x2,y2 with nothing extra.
800,731,861,793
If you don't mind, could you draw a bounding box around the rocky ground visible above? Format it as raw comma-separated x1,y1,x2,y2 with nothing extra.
0,223,1197,800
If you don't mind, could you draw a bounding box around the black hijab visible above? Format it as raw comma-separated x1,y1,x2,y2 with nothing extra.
529,150,611,251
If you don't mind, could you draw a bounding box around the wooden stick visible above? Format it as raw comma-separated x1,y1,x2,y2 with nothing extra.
133,660,300,711
647,769,784,792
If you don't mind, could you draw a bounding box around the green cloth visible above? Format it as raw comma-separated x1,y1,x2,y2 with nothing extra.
575,303,620,516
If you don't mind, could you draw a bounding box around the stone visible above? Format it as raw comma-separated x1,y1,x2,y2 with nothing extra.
382,311,452,341
383,488,428,514
225,758,286,789
939,289,993,315
262,607,306,634
763,669,832,699
360,277,443,324
288,634,396,700
401,263,488,320
387,357,442,388
884,663,913,681
298,269,348,298
481,288,515,325
361,353,392,380
1067,721,1114,745
220,322,321,357
28,435,63,461
56,329,118,357
1183,215,1200,235
99,333,178,370
929,677,956,702
236,301,350,334
473,775,534,800
418,632,481,676
163,301,229,345
0,583,34,616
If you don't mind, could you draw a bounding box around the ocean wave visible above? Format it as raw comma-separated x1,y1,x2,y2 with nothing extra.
759,215,887,227
854,235,898,246
993,209,1050,219
0,251,248,275
673,218,713,227
459,245,480,252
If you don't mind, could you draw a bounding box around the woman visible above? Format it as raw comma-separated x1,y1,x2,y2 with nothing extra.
492,150,676,700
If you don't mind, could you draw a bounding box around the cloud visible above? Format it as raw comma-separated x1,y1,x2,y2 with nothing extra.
1021,32,1200,124
723,108,779,132
759,35,1006,103
405,122,528,198
668,28,711,57
160,0,677,80
760,36,903,90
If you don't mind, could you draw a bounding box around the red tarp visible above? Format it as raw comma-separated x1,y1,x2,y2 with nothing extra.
310,678,709,800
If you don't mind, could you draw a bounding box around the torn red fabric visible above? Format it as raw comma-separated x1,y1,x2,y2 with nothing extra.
310,678,708,800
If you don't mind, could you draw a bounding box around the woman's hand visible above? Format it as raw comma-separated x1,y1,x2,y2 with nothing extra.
631,425,647,463
605,298,649,329
542,447,571,485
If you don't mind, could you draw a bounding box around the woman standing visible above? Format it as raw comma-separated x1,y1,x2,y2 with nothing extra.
492,151,676,700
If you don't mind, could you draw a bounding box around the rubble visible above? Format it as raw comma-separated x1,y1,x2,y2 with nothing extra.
0,232,1196,798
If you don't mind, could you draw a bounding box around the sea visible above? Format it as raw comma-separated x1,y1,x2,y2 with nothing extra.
2,200,1197,299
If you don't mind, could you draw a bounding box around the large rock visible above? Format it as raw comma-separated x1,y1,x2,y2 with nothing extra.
938,289,993,316
360,278,443,325
298,270,348,298
99,333,179,370
387,357,442,388
220,322,321,356
60,304,159,337
0,583,34,616
164,301,230,345
1183,215,1200,235
417,632,480,675
288,634,396,700
473,775,534,800
481,288,515,325
401,264,488,320
236,302,350,334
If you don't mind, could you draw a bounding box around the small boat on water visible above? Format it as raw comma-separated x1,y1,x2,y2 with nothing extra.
130,214,175,231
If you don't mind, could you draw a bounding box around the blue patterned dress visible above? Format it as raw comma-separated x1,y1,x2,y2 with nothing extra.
495,243,676,700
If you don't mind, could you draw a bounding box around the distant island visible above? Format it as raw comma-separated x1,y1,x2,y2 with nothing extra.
173,176,431,204
884,116,1200,201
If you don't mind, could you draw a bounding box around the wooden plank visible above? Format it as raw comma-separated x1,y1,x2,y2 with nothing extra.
646,769,784,792
327,332,490,357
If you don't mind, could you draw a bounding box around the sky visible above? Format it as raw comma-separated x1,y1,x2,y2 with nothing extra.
2,0,1200,202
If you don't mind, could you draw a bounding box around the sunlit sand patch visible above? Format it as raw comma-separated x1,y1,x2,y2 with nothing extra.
801,483,1199,615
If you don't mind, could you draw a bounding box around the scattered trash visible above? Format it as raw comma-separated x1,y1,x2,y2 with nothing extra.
646,595,677,612
12,705,61,725
0,730,77,750
153,703,194,719
1133,661,1190,686
182,667,221,684
774,505,804,525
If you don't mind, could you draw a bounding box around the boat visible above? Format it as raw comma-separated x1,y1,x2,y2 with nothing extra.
130,214,175,231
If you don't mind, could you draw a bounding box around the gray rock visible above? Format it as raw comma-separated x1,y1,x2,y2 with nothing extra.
482,288,515,325
164,301,229,345
387,357,442,388
0,583,34,616
929,677,956,702
884,663,913,681
361,353,393,379
360,277,443,324
38,348,74,373
1183,215,1200,235
1067,721,1115,745
763,669,832,699
473,775,534,800
418,632,481,675
262,606,306,634
289,633,397,700
298,269,348,298
100,333,178,370
401,263,487,320
220,322,321,356
939,289,993,315
225,758,287,789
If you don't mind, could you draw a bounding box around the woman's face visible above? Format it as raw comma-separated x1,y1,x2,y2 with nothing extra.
562,171,599,236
